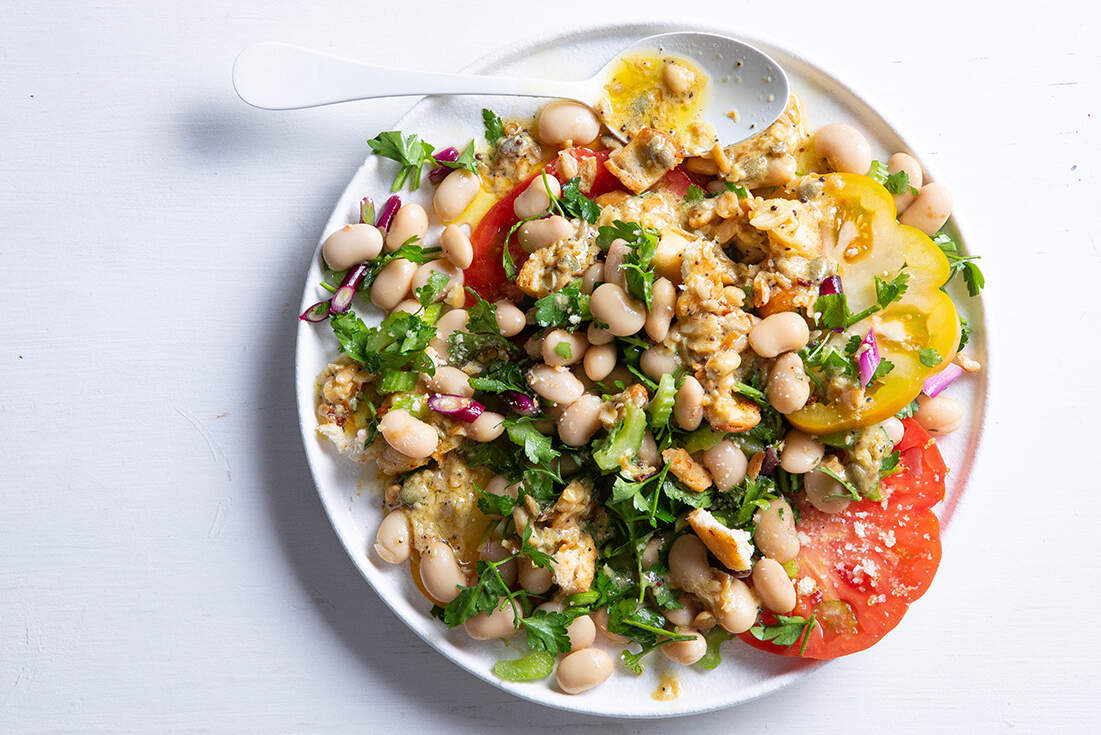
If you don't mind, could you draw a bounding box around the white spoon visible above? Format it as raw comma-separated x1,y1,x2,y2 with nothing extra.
233,32,788,144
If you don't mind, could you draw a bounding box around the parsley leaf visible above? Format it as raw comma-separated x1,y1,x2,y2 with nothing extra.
442,560,515,627
448,290,516,365
469,359,528,395
475,483,517,516
330,310,436,377
556,177,601,223
697,628,734,669
533,280,590,330
377,369,417,393
958,316,972,351
482,108,505,145
879,450,903,479
883,169,918,195
749,614,817,654
816,465,861,500
367,130,436,191
874,268,910,308
918,348,942,367
815,267,908,330
684,184,706,203
362,241,441,291
933,232,985,297
433,140,478,175
504,417,559,465
520,611,572,654
465,288,500,334
416,269,450,307
896,399,920,419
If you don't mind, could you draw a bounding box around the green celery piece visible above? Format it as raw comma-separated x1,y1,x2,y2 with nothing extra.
492,650,555,681
593,402,646,471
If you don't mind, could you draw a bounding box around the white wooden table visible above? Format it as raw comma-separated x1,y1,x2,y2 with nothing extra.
2,1,1099,731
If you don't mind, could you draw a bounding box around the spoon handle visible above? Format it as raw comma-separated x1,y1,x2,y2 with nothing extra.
233,43,587,110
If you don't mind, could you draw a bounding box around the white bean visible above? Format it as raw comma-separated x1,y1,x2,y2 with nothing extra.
411,260,463,301
440,224,474,269
640,345,679,380
804,465,851,514
486,474,520,500
463,600,519,640
813,123,872,175
518,215,573,253
752,558,796,614
384,203,428,251
603,239,630,289
556,648,613,695
467,410,505,442
668,534,712,591
429,308,469,359
661,630,707,666
900,182,953,236
753,497,800,562
915,394,964,434
645,277,676,342
589,283,645,337
373,508,412,564
767,352,811,415
749,312,810,358
427,365,472,397
517,556,553,595
557,394,602,446
583,343,616,381
581,263,603,294
479,541,517,585
494,300,526,337
418,540,465,603
662,62,696,96
543,329,588,367
527,364,584,405
665,597,698,628
433,169,480,223
780,430,824,473
369,258,417,311
592,606,628,643
322,224,383,270
379,409,438,459
887,152,923,214
715,577,758,634
880,416,905,444
390,298,420,316
513,173,561,219
639,432,660,467
701,440,748,491
536,101,601,147
675,376,705,431
586,321,613,345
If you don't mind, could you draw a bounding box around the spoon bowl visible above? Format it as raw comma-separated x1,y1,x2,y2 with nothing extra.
233,32,788,145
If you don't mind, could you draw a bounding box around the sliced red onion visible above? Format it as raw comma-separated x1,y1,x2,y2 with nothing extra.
376,195,401,230
428,147,460,185
428,393,485,423
819,275,843,295
503,390,539,417
856,328,881,387
329,263,368,314
923,363,964,398
299,300,331,322
360,196,375,224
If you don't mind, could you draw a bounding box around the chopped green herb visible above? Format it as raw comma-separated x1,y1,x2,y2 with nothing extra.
896,399,920,419
433,140,478,175
378,369,417,393
684,184,706,203
883,169,918,196
520,611,573,654
469,359,528,395
596,220,659,309
918,348,942,367
367,130,436,191
533,280,591,331
816,465,861,500
482,108,505,145
504,417,559,465
879,450,903,478
933,232,985,297
697,629,733,669
749,614,817,655
415,269,450,307
555,177,601,223
958,316,972,351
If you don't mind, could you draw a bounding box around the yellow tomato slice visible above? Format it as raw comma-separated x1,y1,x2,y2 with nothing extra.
788,173,960,433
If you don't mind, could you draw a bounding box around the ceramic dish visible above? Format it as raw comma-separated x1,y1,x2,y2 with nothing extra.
294,22,986,717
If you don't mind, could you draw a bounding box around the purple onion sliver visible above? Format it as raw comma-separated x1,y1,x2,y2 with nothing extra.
433,147,460,163
299,300,331,322
856,328,881,387
427,394,485,423
428,164,450,186
760,447,779,476
329,263,368,314
376,195,401,230
428,147,460,185
819,275,843,295
923,363,964,398
503,391,539,417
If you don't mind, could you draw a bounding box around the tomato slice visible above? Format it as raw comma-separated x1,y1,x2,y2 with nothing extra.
740,419,946,659
464,148,623,304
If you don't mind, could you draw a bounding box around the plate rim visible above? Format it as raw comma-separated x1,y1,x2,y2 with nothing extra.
293,21,988,719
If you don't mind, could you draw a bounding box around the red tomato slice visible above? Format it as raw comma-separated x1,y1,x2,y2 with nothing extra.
464,148,622,304
740,419,946,659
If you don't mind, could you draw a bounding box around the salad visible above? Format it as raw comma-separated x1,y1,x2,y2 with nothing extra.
303,52,983,697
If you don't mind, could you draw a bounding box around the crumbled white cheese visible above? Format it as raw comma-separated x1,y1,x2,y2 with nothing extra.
797,577,816,595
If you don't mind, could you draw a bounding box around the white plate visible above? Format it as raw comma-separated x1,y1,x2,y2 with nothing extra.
294,23,987,718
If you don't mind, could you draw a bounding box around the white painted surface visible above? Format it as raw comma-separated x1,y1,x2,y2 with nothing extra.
1,1,1098,732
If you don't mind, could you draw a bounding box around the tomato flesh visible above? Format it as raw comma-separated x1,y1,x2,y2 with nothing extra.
740,419,946,659
464,148,623,304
